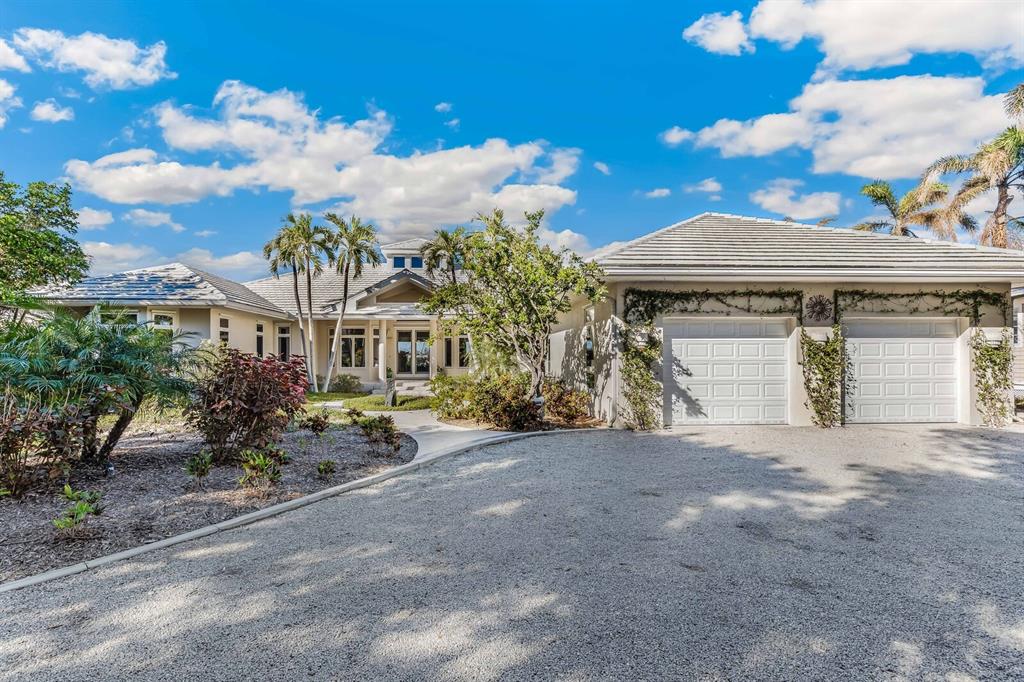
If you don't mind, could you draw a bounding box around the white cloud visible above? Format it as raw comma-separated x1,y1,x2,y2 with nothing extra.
682,10,753,56
65,81,581,240
123,208,185,233
83,241,160,274
749,178,840,219
194,229,217,238
434,101,452,113
444,117,460,130
0,38,30,72
659,125,694,147
684,177,722,193
30,98,74,122
0,78,21,128
684,76,1007,179
593,161,611,176
175,248,266,278
13,28,175,89
748,0,1024,76
709,194,722,202
643,188,671,199
76,207,113,230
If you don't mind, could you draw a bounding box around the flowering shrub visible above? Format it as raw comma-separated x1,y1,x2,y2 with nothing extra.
186,349,308,463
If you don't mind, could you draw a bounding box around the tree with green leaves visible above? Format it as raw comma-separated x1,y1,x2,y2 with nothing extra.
922,84,1024,249
0,171,89,321
420,226,469,285
263,213,332,389
852,180,965,239
423,209,606,400
321,213,382,393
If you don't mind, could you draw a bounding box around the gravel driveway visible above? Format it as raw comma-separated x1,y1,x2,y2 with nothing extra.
2,425,1022,680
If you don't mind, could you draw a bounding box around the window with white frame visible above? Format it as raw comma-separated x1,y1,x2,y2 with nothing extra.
256,321,265,358
1014,302,1023,346
372,327,380,367
151,311,176,329
444,337,453,367
100,309,139,325
330,327,366,367
458,335,470,368
277,325,291,358
218,316,230,344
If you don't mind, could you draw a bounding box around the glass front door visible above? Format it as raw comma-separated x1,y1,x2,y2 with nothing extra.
396,330,431,375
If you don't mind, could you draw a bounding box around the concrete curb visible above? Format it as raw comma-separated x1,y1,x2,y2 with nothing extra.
0,428,594,594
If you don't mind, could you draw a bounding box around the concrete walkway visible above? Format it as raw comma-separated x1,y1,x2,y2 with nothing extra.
319,403,506,462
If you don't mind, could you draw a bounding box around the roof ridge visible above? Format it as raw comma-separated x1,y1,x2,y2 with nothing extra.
593,213,714,262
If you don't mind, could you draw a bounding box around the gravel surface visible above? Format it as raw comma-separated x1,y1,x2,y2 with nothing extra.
1,424,1022,680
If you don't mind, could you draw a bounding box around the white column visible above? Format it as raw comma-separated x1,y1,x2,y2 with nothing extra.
378,319,387,382
429,318,439,378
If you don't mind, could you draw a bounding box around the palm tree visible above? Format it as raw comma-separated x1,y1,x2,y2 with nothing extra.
922,87,1024,249
320,214,382,393
852,180,964,239
263,213,332,389
420,226,469,285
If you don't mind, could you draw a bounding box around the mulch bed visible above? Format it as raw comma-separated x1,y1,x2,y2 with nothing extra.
0,422,416,583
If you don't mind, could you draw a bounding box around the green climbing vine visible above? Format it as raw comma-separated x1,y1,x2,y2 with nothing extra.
798,325,849,428
834,289,1009,326
619,322,663,431
623,288,804,325
970,328,1014,427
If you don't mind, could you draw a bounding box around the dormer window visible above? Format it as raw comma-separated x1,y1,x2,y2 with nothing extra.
393,256,406,268
411,256,423,269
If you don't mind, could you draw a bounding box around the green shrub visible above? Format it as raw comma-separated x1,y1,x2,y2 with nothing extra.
323,373,362,394
53,485,102,534
358,415,401,455
238,448,282,489
542,379,591,424
184,450,214,488
186,348,308,463
316,459,336,480
299,409,331,435
429,374,479,420
431,372,541,430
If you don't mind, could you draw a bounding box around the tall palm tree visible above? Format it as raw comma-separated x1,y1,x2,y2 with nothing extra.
852,180,964,239
263,213,332,389
420,226,468,285
922,86,1024,249
321,213,382,393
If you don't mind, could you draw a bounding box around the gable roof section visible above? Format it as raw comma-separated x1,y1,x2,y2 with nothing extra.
37,263,289,317
599,213,1024,282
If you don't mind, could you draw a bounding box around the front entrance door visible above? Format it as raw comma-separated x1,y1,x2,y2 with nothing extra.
396,330,430,375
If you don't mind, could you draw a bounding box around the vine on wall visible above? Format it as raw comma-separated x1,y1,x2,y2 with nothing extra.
970,328,1014,427
623,288,804,325
619,322,662,431
834,289,1010,326
798,325,848,428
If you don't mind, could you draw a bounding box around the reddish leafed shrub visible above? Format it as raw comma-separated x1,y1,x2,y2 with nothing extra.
0,398,88,498
185,350,308,463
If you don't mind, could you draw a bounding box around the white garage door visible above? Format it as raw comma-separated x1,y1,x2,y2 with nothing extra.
844,319,958,423
664,319,789,425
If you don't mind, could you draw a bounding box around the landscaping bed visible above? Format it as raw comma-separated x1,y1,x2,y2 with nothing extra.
0,418,415,583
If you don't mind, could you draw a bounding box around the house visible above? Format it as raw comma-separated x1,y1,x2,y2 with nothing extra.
548,213,1024,427
1013,286,1024,397
38,239,472,390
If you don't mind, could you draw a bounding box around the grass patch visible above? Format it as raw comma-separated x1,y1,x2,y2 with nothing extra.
343,394,435,411
305,391,369,404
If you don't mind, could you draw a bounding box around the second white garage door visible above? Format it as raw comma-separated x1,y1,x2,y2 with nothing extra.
844,319,959,423
665,318,789,425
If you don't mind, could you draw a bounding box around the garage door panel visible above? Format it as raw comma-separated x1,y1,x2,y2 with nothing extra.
845,319,958,424
667,319,789,425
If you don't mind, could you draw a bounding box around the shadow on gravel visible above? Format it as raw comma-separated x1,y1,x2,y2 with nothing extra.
1,426,1022,680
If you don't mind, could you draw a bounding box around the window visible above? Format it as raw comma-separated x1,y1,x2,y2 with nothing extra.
458,335,470,368
331,326,366,368
444,337,453,367
100,310,139,325
218,316,230,344
256,321,265,358
372,327,380,367
277,325,291,359
393,256,406,268
151,311,176,329
411,256,423,269
1015,303,1023,346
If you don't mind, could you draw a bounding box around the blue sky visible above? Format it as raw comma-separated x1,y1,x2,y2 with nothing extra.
1,0,1021,279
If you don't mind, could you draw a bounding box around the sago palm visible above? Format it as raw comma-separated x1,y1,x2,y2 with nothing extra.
321,213,382,393
852,180,963,239
421,226,469,285
263,213,332,389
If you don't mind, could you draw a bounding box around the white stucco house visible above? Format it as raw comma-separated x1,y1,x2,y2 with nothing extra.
548,213,1024,427
39,238,472,390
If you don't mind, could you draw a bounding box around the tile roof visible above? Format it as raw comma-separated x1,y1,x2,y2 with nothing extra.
598,212,1024,281
380,237,430,253
38,263,289,316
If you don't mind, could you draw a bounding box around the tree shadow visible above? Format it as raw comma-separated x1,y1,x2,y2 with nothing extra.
1,426,1022,679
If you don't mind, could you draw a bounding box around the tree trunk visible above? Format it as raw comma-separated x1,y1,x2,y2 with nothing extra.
291,266,312,386
80,414,101,463
98,395,144,460
305,265,319,392
322,262,350,393
990,182,1011,248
